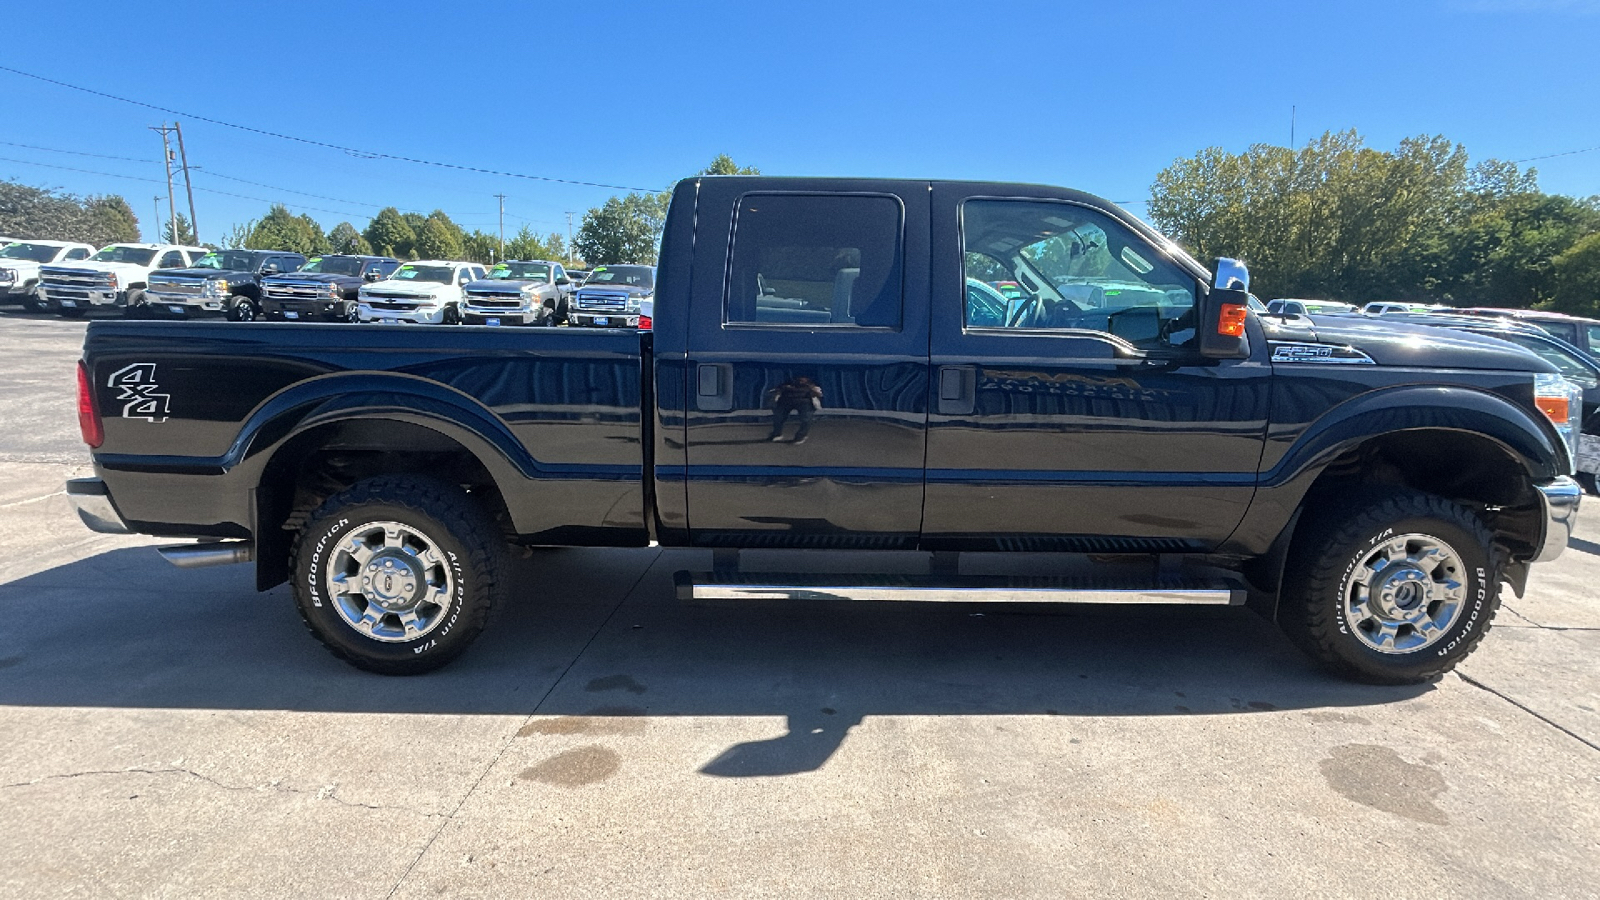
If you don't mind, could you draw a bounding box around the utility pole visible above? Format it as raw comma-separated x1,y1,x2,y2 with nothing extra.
174,120,198,244
152,196,163,244
564,211,576,263
494,193,506,258
149,124,179,244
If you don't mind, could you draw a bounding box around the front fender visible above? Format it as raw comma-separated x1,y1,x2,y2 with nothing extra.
1224,384,1564,557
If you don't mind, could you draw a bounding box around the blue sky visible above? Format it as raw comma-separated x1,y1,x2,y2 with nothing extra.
4,0,1597,246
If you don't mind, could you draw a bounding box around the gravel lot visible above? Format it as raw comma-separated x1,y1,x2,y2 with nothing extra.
1,309,1596,899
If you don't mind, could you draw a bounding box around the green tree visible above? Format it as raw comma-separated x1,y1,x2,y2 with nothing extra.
575,194,662,265
699,154,761,176
1438,193,1600,308
82,195,141,246
327,221,372,255
162,212,197,245
245,205,330,255
364,207,416,259
503,226,567,263
222,220,255,249
1551,230,1600,318
414,210,465,259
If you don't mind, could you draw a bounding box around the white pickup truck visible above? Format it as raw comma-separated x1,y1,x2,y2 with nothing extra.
0,240,98,311
357,260,486,324
40,243,209,317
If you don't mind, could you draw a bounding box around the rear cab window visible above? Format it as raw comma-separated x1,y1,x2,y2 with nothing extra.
724,193,904,329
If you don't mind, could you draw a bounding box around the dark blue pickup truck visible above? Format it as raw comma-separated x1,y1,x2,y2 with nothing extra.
66,176,1581,682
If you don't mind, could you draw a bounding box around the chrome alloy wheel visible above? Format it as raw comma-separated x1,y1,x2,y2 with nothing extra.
1342,533,1467,654
326,520,455,643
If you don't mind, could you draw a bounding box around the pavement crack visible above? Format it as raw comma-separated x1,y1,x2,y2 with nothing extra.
0,490,63,509
1,766,448,817
1456,673,1600,753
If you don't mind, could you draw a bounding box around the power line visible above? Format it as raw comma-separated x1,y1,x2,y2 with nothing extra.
0,139,158,164
0,155,368,218
1514,144,1600,164
0,64,661,193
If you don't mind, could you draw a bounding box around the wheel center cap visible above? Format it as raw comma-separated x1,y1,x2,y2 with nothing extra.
1375,567,1431,617
361,553,424,610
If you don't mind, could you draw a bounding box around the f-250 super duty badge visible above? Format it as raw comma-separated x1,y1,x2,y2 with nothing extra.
108,363,170,423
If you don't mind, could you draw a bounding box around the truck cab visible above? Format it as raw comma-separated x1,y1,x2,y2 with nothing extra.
261,255,401,322
357,260,486,325
0,240,97,311
145,250,308,320
461,259,570,326
42,243,208,317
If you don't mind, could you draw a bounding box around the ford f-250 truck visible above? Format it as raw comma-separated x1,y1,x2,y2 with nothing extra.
145,249,308,320
66,176,1582,683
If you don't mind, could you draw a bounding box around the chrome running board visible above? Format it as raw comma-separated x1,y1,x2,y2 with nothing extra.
674,571,1245,606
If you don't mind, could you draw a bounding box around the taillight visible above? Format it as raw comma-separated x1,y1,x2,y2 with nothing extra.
1217,303,1248,337
637,315,652,330
76,360,103,448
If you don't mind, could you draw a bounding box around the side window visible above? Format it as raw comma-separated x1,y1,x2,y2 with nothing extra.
724,193,903,328
66,248,91,261
158,250,186,268
1587,324,1600,350
554,265,566,282
960,199,1197,348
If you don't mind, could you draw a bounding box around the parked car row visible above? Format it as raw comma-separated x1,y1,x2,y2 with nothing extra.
0,239,654,329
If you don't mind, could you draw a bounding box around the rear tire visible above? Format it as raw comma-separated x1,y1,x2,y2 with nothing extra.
21,284,45,312
1278,489,1501,685
442,304,462,326
290,475,506,675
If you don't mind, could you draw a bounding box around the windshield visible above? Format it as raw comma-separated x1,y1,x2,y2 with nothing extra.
192,251,260,271
390,264,453,283
489,262,551,281
90,246,158,265
0,243,63,262
299,256,365,276
586,265,654,289
1490,332,1598,383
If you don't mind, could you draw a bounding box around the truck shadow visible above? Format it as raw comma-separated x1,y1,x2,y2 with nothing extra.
0,545,1430,776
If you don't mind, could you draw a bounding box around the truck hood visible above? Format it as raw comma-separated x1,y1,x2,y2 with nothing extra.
46,260,153,277
1272,314,1559,373
578,285,651,297
266,272,359,286
466,279,546,291
364,279,449,295
153,267,252,280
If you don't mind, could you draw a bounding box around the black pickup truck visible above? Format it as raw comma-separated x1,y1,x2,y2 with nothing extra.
67,176,1582,683
260,254,401,322
145,249,308,321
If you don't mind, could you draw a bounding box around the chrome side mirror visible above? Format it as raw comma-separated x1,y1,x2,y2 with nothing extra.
1214,258,1250,291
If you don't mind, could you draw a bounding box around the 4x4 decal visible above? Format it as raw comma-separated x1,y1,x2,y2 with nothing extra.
107,363,170,422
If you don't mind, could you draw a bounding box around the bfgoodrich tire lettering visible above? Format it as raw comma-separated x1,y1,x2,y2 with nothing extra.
1279,490,1502,684
290,475,505,674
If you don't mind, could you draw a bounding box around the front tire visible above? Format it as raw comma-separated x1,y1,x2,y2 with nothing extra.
1579,471,1598,497
227,295,258,321
121,289,148,318
289,475,506,675
1279,490,1501,685
442,304,462,326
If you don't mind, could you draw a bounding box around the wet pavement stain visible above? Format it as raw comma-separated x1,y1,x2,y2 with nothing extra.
1319,744,1448,825
585,674,647,694
518,707,648,737
519,746,622,787
0,656,23,670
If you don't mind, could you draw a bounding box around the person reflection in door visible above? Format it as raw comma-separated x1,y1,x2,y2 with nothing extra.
767,376,823,444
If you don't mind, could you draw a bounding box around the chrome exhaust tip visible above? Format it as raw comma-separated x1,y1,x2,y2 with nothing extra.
157,541,255,569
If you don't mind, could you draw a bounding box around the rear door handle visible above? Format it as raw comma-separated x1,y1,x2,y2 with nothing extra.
697,363,733,411
938,365,976,415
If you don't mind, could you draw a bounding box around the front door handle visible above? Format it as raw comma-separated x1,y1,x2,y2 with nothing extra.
938,365,976,415
697,363,733,411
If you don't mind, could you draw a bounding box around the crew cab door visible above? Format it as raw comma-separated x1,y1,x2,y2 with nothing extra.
678,179,931,547
922,185,1270,551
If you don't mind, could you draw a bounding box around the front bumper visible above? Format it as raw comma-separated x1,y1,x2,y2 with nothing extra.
265,298,346,320
44,287,122,310
146,291,227,316
571,312,641,328
1532,476,1582,563
463,306,536,325
66,477,131,535
360,303,447,325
